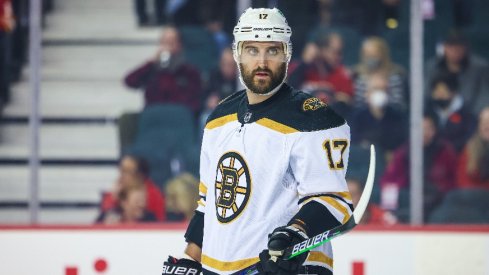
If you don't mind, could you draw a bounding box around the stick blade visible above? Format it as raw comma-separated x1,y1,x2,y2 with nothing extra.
352,145,376,224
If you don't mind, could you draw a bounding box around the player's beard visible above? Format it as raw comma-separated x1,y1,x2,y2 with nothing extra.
240,62,286,95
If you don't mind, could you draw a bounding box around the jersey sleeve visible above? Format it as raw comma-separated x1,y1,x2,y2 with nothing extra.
288,123,353,236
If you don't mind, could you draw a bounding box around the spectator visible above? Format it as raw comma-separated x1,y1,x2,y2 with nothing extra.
457,107,489,189
165,173,199,221
205,47,237,101
124,26,202,115
288,41,319,77
0,0,14,110
288,32,354,105
199,48,237,130
347,178,397,225
97,185,157,224
350,72,407,153
380,112,458,220
352,36,408,111
426,73,477,152
100,155,166,221
425,31,489,115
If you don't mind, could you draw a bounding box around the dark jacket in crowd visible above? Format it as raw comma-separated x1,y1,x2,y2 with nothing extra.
425,54,489,115
205,68,237,100
427,97,477,152
350,106,407,152
124,60,202,114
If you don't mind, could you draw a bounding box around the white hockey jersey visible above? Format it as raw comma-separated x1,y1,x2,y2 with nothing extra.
196,84,352,274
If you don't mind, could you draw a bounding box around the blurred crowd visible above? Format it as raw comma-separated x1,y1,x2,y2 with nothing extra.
104,0,489,225
1,0,488,225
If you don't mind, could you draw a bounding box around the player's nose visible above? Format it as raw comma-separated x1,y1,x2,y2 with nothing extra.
254,52,269,65
256,57,268,67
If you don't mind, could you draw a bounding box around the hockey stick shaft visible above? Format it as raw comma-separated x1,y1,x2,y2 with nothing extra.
285,144,376,259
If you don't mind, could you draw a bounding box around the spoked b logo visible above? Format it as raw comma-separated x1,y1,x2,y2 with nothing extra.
215,152,251,223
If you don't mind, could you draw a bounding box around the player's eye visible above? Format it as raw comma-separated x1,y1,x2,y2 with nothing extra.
267,47,279,56
245,47,259,56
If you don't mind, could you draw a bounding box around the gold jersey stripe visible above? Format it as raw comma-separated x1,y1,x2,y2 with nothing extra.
306,251,334,268
320,197,351,224
199,181,208,194
201,254,259,271
197,199,205,207
331,191,352,201
205,113,238,129
256,118,299,134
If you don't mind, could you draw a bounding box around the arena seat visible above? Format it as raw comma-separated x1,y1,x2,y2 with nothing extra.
428,189,489,224
429,206,488,224
129,104,199,187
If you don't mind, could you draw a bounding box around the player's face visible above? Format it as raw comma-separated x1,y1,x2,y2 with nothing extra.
238,41,287,95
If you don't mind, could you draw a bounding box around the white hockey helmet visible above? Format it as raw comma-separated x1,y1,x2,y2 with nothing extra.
233,7,292,63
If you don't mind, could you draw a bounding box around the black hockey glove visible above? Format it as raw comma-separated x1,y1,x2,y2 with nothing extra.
257,226,309,275
162,256,202,275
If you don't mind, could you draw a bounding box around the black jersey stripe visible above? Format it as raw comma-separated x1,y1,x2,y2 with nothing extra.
299,193,354,212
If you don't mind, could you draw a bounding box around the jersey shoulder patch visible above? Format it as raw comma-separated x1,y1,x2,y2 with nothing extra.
302,97,327,112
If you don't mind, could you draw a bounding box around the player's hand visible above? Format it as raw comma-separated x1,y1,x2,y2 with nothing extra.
162,256,202,275
257,225,309,275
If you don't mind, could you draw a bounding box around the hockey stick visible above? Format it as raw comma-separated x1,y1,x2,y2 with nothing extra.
235,145,376,275
284,144,376,259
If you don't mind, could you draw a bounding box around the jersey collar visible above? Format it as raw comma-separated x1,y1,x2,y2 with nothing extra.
238,83,292,124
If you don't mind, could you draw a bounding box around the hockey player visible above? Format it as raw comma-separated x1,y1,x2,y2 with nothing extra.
162,7,352,275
